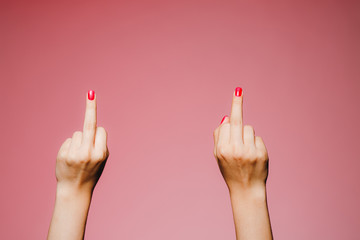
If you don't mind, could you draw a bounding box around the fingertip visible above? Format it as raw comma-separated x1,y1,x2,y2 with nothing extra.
85,89,97,112
255,136,266,149
97,126,108,139
234,87,242,97
88,90,95,101
231,87,243,107
58,138,72,154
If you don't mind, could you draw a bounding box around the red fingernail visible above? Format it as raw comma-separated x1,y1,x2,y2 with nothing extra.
88,90,95,100
235,87,242,97
220,115,228,124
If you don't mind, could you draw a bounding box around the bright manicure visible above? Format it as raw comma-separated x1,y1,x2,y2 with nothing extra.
220,115,228,124
235,87,242,97
88,90,95,100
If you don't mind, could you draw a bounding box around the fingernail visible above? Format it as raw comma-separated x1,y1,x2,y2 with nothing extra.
235,87,242,97
88,90,95,100
220,115,228,124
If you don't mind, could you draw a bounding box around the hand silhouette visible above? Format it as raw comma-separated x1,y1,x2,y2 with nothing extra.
213,87,269,193
56,90,109,193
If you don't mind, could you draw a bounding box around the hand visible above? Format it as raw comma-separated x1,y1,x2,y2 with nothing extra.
213,87,269,194
56,90,109,194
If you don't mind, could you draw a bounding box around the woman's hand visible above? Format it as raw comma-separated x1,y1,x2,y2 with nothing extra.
213,87,269,194
48,90,109,240
56,90,109,194
213,87,272,240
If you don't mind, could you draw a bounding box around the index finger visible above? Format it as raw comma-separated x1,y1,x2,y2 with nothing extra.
82,90,97,148
230,87,243,144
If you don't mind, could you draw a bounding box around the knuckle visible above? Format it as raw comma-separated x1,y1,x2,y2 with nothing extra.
257,149,269,161
92,148,107,162
232,148,243,160
234,147,257,162
67,149,91,164
81,151,92,161
57,150,67,161
231,143,244,157
78,158,90,165
248,149,258,162
242,155,256,164
248,154,258,163
66,151,78,163
217,146,230,159
248,147,257,157
77,153,91,164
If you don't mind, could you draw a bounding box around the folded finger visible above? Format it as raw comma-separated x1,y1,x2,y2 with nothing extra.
213,115,228,156
217,117,230,150
57,138,71,158
70,131,82,151
255,136,267,153
243,125,255,148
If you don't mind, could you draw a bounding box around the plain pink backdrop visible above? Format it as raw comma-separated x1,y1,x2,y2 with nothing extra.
1,0,360,239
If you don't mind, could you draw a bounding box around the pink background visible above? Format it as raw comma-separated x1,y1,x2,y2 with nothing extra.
1,0,360,239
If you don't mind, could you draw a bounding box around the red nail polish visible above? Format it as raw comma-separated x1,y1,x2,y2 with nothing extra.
235,87,242,97
220,115,228,124
88,90,95,100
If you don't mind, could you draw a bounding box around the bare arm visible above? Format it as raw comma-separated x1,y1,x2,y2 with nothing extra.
48,90,109,240
213,87,273,240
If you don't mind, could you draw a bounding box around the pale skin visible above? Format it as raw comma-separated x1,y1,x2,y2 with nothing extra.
48,88,272,239
213,88,273,240
47,91,109,240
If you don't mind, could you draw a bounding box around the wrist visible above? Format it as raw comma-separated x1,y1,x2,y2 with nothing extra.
228,182,267,202
56,182,93,202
